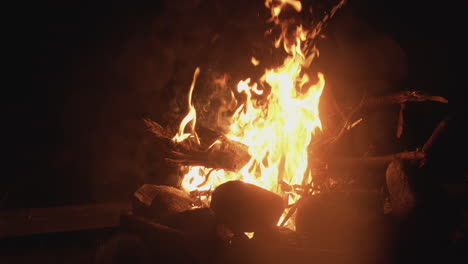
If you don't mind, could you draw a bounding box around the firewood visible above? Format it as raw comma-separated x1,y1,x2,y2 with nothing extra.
132,184,195,221
210,180,285,233
385,159,417,220
360,90,448,110
166,148,250,171
144,118,251,171
328,151,426,166
421,116,450,154
385,116,453,219
315,91,449,154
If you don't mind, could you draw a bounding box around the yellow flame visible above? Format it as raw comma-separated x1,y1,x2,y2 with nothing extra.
245,232,255,239
173,67,201,144
174,0,342,229
251,57,260,66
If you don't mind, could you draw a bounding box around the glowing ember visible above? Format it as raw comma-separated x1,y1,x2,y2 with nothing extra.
173,0,345,229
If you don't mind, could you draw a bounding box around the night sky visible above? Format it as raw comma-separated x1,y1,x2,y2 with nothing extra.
5,0,461,209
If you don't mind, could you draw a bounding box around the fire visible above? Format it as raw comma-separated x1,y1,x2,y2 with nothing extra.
173,0,344,228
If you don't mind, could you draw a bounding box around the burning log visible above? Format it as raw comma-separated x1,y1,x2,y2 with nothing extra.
144,118,251,171
132,184,195,221
210,180,285,233
166,138,250,171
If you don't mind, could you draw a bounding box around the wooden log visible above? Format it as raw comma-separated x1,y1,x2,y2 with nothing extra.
328,151,426,167
0,202,130,238
360,90,448,110
385,160,418,219
132,184,195,221
210,181,285,233
144,118,251,171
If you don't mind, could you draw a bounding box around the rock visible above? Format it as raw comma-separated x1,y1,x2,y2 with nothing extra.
132,184,195,221
210,180,285,232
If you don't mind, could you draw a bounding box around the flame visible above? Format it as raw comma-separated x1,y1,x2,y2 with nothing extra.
173,67,201,144
251,57,260,66
173,0,345,229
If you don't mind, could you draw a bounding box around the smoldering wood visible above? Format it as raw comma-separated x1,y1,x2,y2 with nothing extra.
210,180,285,233
132,184,195,221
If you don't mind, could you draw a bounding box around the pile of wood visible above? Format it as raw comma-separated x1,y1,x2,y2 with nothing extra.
96,90,463,264
143,90,449,197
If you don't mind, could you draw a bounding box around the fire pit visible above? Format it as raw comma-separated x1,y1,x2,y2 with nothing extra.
96,1,456,264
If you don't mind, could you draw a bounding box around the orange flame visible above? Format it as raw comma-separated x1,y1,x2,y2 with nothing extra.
173,0,345,229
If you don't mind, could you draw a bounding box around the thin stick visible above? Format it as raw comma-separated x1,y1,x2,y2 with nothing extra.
362,90,448,109
422,117,450,153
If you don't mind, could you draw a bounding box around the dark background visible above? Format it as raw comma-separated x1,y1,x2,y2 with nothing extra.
4,0,461,209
